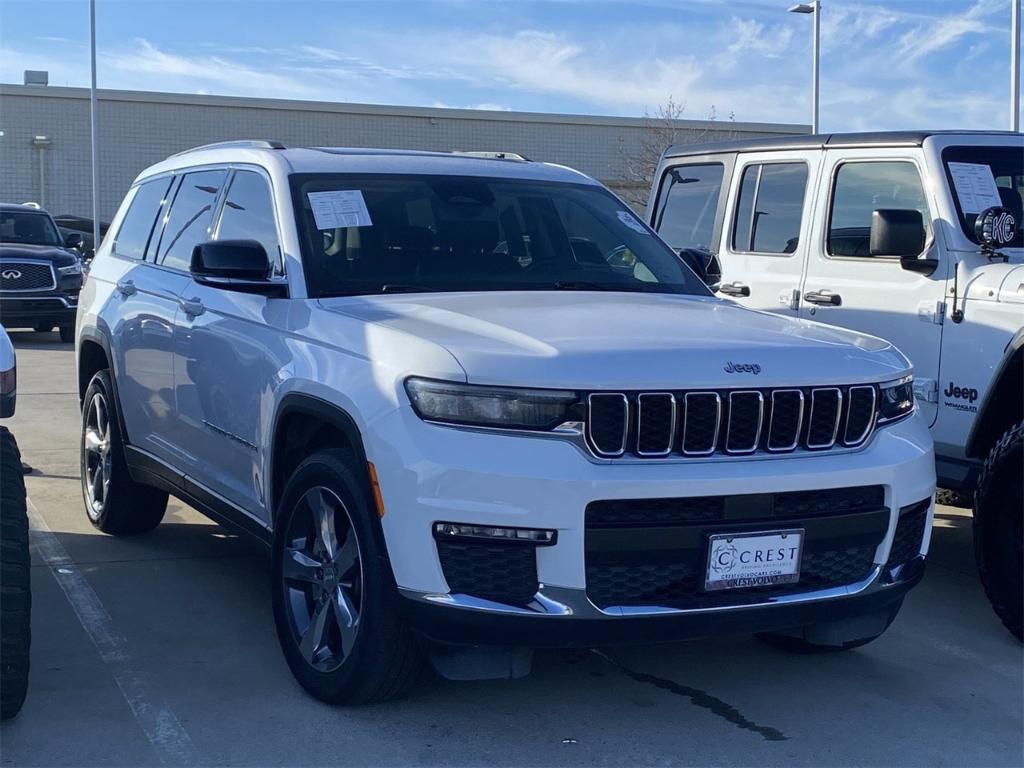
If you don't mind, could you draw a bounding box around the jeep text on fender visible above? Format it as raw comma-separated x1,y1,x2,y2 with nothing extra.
648,130,1023,640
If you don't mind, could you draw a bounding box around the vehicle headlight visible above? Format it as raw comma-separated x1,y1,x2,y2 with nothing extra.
58,262,82,277
877,375,914,424
405,378,582,430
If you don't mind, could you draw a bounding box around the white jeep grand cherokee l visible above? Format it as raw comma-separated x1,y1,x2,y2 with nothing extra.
76,141,935,704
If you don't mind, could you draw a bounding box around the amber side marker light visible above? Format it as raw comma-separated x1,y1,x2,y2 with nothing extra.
367,462,385,518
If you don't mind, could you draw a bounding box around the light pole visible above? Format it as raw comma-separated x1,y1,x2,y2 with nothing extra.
31,134,50,208
1013,0,1020,131
90,0,100,251
789,2,820,134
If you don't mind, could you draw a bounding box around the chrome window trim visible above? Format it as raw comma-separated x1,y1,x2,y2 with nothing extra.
724,390,764,454
0,259,57,292
767,389,804,452
843,385,877,446
636,392,676,457
586,393,628,457
807,387,843,449
681,391,721,456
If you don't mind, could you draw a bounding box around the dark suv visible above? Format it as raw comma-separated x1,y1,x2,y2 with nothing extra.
0,204,84,341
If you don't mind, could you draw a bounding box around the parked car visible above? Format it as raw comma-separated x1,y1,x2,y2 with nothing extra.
0,203,85,341
0,324,29,719
54,214,111,263
77,140,935,704
647,130,1022,640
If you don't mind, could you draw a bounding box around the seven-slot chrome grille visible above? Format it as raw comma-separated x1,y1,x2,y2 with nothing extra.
586,384,877,459
0,261,56,291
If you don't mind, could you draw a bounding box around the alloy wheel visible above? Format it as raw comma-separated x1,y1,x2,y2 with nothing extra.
83,391,112,520
282,486,363,672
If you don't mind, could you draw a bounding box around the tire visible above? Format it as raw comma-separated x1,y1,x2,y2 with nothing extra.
271,449,422,704
32,324,53,334
936,488,971,508
59,326,74,343
80,370,168,535
1,426,30,720
756,600,903,653
973,421,1023,641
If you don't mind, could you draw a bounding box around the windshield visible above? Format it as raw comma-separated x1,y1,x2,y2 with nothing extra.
291,174,708,298
942,145,1024,247
0,211,62,247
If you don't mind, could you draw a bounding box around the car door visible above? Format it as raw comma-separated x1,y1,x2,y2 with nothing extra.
800,149,947,426
104,175,192,465
714,152,820,316
173,168,287,523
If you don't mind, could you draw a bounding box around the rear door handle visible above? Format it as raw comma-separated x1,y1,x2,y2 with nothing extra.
115,279,136,297
718,281,751,297
180,298,205,318
803,289,842,306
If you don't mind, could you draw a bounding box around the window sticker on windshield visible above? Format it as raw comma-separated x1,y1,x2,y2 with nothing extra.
617,210,649,234
307,190,373,230
947,162,1003,214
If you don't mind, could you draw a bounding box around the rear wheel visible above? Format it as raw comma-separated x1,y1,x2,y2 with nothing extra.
58,326,74,343
271,449,422,704
32,324,53,334
80,370,168,535
974,421,1023,641
0,427,30,720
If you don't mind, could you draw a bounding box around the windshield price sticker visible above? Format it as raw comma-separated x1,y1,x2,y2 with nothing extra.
617,210,649,234
947,162,1003,214
308,190,374,230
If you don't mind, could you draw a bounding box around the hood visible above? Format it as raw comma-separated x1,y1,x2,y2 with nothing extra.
0,243,78,266
319,291,911,390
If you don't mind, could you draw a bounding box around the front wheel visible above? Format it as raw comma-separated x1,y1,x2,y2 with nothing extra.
271,449,422,704
80,370,168,535
974,421,1023,641
59,326,74,343
0,427,30,719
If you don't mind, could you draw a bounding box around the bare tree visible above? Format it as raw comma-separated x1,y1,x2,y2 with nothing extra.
617,97,735,211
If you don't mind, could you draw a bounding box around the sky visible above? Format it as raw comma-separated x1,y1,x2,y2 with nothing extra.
0,0,1020,131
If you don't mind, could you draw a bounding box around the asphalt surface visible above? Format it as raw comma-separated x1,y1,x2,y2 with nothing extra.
1,331,1021,767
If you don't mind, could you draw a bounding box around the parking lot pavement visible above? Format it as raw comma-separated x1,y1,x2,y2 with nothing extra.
1,331,1021,768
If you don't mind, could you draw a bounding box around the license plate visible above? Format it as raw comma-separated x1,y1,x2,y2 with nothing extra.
704,529,804,591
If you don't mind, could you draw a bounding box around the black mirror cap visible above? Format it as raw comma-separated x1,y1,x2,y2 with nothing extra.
674,247,720,287
870,209,926,258
64,232,84,250
191,240,271,280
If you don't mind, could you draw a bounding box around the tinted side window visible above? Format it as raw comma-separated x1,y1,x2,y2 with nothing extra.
215,170,280,265
155,170,226,270
732,162,808,254
654,163,724,251
112,178,172,260
828,161,930,258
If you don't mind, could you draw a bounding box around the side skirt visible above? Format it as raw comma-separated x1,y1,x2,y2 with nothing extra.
124,445,273,547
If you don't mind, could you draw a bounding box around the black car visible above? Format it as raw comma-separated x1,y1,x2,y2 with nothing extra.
0,204,84,342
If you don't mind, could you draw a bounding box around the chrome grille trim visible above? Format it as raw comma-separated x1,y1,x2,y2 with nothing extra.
807,387,843,449
843,385,877,446
724,391,764,454
586,393,628,457
636,393,677,457
767,389,804,452
681,392,721,456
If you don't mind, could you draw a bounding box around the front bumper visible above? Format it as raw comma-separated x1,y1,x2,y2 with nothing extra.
0,294,78,327
371,406,935,642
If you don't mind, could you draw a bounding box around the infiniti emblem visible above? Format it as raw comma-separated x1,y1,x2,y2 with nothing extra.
724,361,761,374
1,269,22,280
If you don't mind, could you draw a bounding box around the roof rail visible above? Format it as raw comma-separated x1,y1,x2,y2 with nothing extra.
451,150,530,162
169,139,287,158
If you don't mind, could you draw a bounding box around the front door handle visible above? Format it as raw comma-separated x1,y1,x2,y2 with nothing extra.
180,298,205,318
803,289,842,306
718,281,751,297
115,279,136,297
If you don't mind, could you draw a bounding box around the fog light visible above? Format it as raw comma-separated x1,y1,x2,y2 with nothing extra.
433,522,557,545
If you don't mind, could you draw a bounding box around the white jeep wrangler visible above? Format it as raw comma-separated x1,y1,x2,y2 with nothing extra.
647,130,1022,639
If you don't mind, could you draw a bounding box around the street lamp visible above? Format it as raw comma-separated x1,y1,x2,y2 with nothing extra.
31,134,51,208
789,1,820,134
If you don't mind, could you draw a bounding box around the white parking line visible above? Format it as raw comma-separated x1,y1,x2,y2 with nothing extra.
27,498,201,766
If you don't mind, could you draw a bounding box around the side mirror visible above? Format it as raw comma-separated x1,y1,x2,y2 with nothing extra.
191,240,285,296
675,247,720,288
870,209,936,274
64,232,84,251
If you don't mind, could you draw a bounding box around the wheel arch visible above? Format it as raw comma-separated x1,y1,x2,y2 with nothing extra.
966,328,1024,460
268,394,372,526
